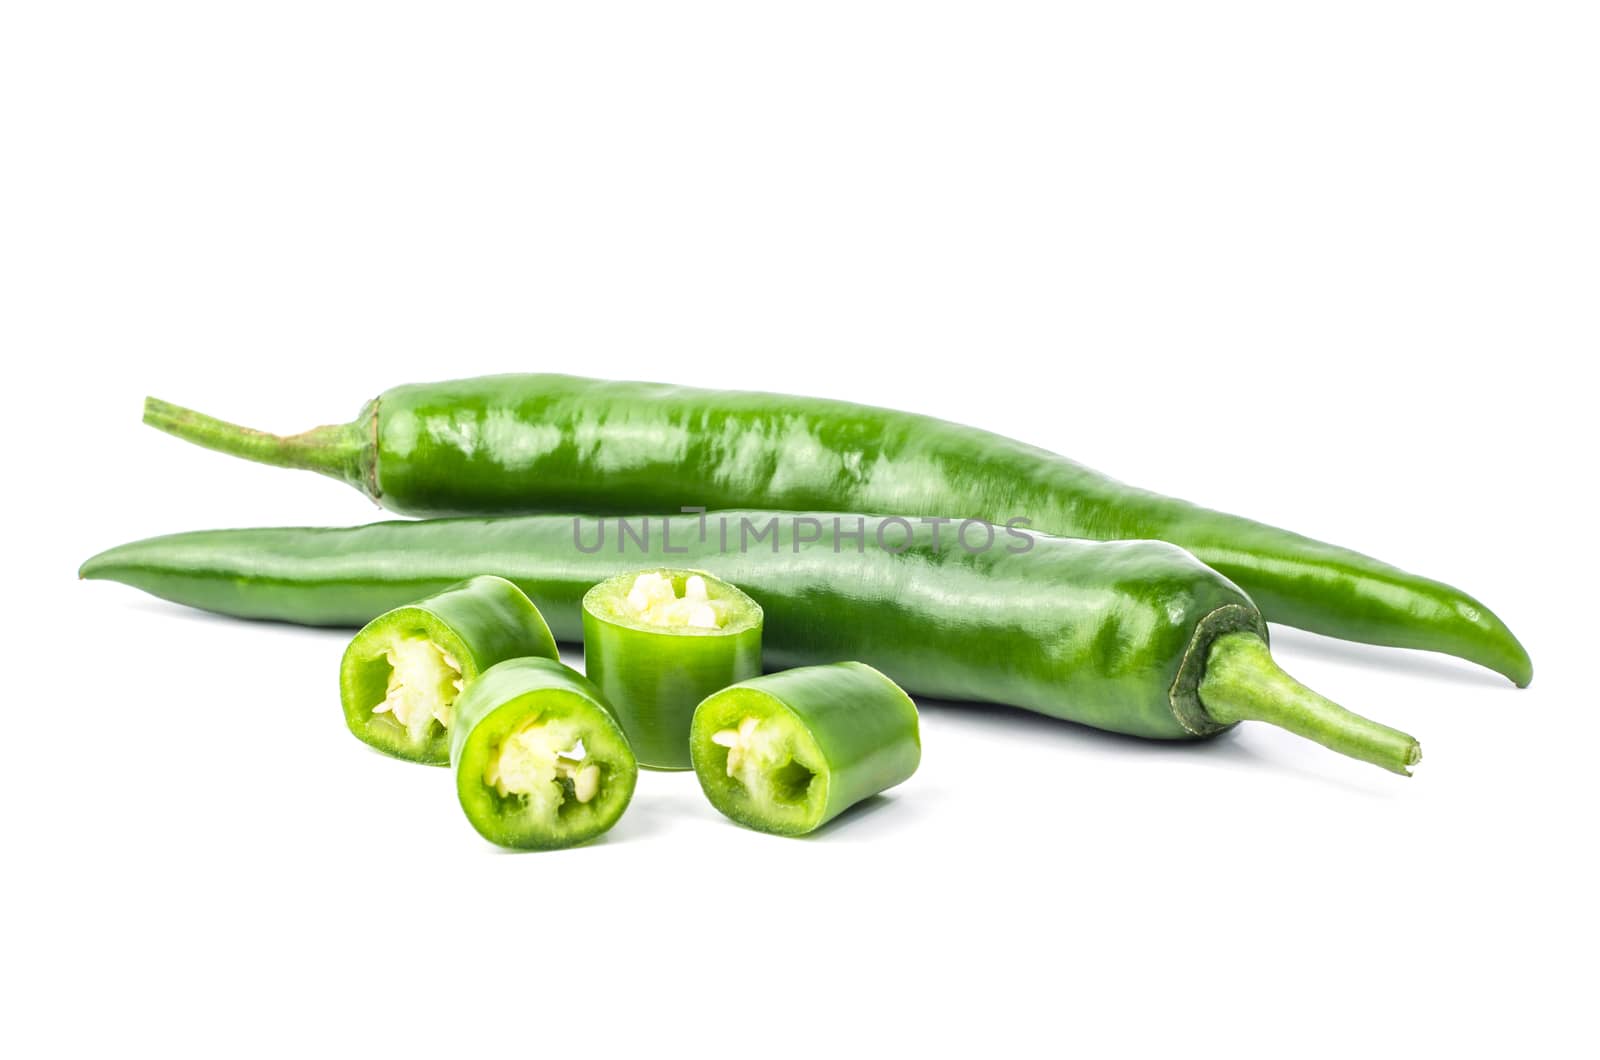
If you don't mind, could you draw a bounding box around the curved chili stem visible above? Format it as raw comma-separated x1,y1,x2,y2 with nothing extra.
143,397,365,486
1198,632,1422,775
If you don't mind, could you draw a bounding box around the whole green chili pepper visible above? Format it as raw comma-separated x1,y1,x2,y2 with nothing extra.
340,575,558,765
141,374,1531,685
81,512,1423,774
582,568,764,771
691,662,921,836
451,657,637,850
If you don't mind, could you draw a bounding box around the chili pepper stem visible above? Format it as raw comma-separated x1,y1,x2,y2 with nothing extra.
1198,632,1422,775
143,397,366,487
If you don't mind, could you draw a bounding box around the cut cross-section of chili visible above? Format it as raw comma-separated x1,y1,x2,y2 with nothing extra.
339,575,559,764
450,657,637,850
690,662,921,836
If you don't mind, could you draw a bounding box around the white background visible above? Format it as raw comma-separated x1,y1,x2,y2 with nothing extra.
4,3,1595,1056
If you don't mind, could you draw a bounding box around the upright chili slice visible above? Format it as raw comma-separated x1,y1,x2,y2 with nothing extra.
690,662,920,836
339,575,558,764
450,657,637,850
141,374,1532,684
582,568,763,770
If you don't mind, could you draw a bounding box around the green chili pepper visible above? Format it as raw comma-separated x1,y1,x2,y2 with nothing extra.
450,657,637,850
339,575,558,765
141,374,1531,685
582,568,763,771
82,512,1423,774
691,662,920,836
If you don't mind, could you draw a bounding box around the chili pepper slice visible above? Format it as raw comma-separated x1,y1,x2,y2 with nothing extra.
140,375,1532,685
581,568,763,770
82,512,1422,774
339,575,558,764
690,662,920,836
450,657,637,850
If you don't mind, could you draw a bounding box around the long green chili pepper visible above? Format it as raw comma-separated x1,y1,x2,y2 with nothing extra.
141,375,1531,686
81,512,1423,774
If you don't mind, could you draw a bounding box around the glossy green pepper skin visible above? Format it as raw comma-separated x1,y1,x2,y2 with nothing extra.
339,575,558,765
690,662,921,836
450,657,637,851
143,374,1532,685
82,512,1263,742
582,569,763,771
